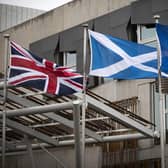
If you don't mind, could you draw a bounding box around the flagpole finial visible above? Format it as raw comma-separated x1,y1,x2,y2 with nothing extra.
3,34,10,38
153,15,160,23
82,23,88,28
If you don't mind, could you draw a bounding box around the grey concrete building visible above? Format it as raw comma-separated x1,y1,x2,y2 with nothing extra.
0,0,168,167
0,4,44,32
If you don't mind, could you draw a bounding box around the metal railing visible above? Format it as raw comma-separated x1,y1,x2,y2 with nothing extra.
87,89,155,127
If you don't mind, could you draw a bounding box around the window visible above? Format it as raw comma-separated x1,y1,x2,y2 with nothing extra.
55,51,77,70
137,25,157,47
63,52,77,70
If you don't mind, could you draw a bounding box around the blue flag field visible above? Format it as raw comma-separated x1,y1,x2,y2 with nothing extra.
156,23,168,75
88,29,168,79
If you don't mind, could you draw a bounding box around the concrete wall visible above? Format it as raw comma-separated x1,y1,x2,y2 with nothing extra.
0,4,44,32
93,78,155,149
0,0,136,72
93,79,154,120
1,0,135,40
2,146,102,168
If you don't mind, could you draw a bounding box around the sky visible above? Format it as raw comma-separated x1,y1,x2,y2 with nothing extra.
0,0,73,11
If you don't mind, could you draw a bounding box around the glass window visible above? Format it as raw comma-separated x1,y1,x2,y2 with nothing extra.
140,26,156,41
137,25,156,47
62,52,77,70
55,51,77,71
144,41,157,48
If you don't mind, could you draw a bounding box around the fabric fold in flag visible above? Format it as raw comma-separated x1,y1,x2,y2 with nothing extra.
88,30,167,79
156,23,168,75
8,41,83,95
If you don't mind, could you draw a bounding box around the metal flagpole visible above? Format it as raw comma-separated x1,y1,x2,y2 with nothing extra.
73,100,82,168
154,15,166,168
82,24,88,168
2,34,10,168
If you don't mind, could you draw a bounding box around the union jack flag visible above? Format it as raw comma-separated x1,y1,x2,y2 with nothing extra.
8,41,83,95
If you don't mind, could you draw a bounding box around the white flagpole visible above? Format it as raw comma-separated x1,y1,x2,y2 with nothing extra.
82,24,88,168
154,15,166,168
2,34,10,168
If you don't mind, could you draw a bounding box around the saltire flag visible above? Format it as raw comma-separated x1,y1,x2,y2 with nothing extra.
88,30,168,79
156,23,168,74
8,41,83,95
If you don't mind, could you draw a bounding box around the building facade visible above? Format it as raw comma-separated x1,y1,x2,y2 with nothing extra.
0,0,168,167
0,4,44,32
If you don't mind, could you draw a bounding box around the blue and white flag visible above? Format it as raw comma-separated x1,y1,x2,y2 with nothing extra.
88,30,167,79
156,23,168,74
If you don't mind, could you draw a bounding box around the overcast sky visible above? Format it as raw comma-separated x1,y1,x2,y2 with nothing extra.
0,0,73,10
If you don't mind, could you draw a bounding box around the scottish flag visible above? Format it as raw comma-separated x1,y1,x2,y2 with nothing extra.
156,24,168,74
88,30,168,79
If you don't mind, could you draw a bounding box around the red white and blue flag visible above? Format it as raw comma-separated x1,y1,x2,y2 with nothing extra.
8,41,83,95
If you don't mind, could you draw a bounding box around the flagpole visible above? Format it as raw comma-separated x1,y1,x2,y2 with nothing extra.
2,34,10,168
82,24,88,168
154,15,166,168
